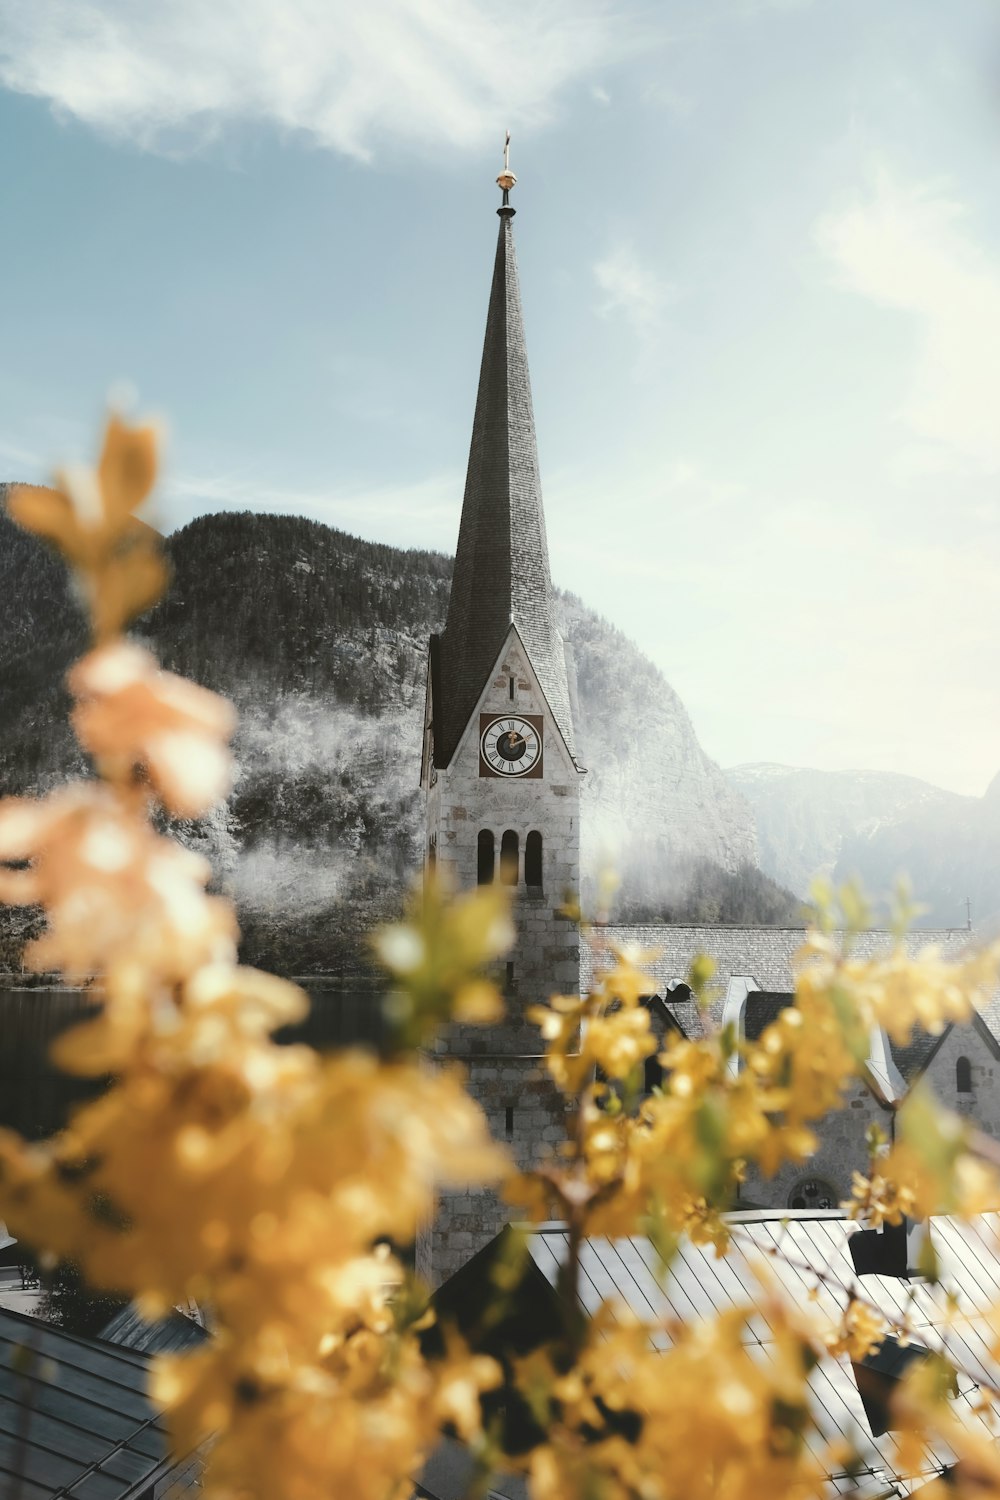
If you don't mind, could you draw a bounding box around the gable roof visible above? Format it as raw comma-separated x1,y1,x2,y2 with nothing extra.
737,990,991,1103
900,1007,1000,1084
440,620,580,780
0,1304,191,1500
434,205,575,767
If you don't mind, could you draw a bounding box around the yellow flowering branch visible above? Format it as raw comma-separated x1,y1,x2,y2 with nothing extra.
0,414,511,1500
3,413,1000,1500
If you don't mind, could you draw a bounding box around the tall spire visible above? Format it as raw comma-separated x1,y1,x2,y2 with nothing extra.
434,143,576,767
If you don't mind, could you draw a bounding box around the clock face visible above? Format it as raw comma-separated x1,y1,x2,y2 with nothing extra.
479,715,543,778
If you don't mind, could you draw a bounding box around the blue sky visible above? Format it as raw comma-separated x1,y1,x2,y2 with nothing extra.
1,0,999,796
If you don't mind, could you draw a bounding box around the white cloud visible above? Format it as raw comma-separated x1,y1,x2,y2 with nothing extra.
639,79,695,117
0,0,622,161
593,243,673,336
0,435,42,472
817,166,1000,474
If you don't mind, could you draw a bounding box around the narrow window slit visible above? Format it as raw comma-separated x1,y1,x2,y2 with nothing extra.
477,829,495,885
500,830,519,885
525,831,543,888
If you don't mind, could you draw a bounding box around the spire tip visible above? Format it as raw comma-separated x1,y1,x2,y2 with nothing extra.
496,130,516,215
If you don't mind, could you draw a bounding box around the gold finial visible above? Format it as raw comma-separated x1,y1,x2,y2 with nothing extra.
497,131,516,197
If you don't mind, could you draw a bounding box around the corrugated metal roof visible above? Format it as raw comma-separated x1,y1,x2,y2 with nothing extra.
0,1304,191,1499
527,1212,1000,1496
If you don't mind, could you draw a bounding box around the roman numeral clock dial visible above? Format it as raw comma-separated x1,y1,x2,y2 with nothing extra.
479,713,543,778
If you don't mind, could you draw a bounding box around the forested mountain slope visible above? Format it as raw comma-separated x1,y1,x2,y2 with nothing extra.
0,486,88,793
0,498,791,971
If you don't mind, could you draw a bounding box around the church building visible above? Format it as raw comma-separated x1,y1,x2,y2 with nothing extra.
418,151,584,1283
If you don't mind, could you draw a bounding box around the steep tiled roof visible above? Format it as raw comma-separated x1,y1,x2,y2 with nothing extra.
888,1029,943,1082
582,925,979,1037
432,1214,1000,1496
435,206,575,766
743,989,793,1042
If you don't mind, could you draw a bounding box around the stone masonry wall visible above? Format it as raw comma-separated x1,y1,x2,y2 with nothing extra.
422,628,582,1284
428,630,581,1052
925,1021,1000,1137
742,1076,891,1211
416,1056,568,1285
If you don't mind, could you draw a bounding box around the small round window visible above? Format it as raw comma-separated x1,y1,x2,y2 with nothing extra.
788,1177,838,1211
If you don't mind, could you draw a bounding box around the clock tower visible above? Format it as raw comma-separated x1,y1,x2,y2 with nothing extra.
419,148,584,1284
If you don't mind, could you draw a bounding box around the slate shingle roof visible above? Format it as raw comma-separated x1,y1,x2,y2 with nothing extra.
582,925,979,1040
435,207,576,766
743,990,794,1042
888,1029,943,1082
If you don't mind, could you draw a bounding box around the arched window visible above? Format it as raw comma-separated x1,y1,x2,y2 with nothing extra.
477,829,495,886
525,830,543,888
500,830,519,885
427,837,436,874
957,1055,973,1094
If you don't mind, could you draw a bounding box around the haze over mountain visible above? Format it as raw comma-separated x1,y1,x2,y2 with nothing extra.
0,497,797,972
727,761,1000,930
834,772,1000,934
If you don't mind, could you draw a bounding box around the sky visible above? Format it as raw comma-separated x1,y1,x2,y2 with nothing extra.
1,0,999,797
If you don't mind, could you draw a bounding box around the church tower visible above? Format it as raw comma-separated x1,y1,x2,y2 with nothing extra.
419,147,584,1284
